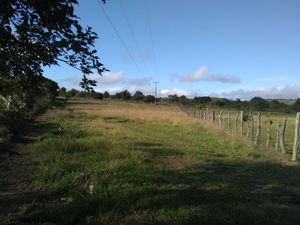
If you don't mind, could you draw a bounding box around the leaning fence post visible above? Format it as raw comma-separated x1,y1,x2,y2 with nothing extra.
218,111,223,126
279,116,287,154
266,117,272,147
255,112,261,145
240,111,243,135
292,112,300,161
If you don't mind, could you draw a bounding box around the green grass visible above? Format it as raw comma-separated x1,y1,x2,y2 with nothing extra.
22,99,300,225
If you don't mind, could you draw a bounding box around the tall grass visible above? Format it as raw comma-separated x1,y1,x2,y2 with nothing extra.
22,99,300,225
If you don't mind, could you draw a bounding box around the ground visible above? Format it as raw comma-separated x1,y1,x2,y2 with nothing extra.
1,98,300,225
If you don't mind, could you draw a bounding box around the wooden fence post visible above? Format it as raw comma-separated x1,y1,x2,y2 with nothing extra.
250,112,254,141
279,116,287,154
228,112,230,129
246,118,250,138
219,111,223,126
255,112,261,145
275,124,279,150
240,111,243,135
292,112,300,161
266,118,271,147
235,113,239,133
212,111,215,123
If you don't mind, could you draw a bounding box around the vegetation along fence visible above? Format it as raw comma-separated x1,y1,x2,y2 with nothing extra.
179,105,300,162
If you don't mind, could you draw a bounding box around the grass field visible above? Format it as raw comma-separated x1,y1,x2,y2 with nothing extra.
21,99,300,225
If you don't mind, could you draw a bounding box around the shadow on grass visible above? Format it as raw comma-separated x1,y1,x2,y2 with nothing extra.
66,100,101,106
21,157,300,225
134,141,184,157
103,116,130,123
53,98,68,108
15,118,300,225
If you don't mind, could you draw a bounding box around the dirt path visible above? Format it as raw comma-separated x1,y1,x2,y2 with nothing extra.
0,124,40,225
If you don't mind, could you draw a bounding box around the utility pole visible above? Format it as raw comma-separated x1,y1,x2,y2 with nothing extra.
153,81,159,103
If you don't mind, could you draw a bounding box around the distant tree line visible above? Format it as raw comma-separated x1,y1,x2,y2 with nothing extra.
59,88,157,103
59,88,300,113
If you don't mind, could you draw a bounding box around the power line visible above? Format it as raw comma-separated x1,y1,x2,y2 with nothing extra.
96,0,145,77
145,0,158,76
119,0,147,70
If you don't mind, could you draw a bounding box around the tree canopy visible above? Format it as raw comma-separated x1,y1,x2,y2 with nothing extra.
0,0,107,90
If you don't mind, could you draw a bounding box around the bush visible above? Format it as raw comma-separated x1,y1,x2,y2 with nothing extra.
0,77,59,135
0,94,28,133
144,95,155,103
0,125,10,137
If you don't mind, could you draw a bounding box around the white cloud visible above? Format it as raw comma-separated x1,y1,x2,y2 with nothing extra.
218,84,300,100
94,86,152,95
128,77,152,85
180,65,240,83
94,71,125,84
60,71,125,86
160,88,199,98
180,65,209,82
93,86,199,98
94,86,125,94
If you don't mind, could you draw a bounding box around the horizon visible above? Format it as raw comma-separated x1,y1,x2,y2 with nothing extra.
43,0,300,100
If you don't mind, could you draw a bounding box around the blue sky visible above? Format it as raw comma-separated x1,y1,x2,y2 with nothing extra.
44,0,300,99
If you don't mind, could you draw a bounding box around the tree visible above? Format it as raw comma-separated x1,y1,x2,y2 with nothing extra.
0,0,107,90
193,96,212,104
168,94,179,102
178,95,188,104
249,97,268,111
59,87,67,97
132,91,145,101
92,92,103,100
103,91,110,99
67,88,78,97
144,95,155,103
293,99,300,112
119,90,131,100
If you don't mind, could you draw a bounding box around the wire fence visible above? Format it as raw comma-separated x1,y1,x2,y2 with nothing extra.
179,105,300,162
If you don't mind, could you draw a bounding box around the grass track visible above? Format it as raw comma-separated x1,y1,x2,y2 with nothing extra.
20,99,300,225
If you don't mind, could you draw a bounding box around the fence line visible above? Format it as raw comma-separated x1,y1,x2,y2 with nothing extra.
179,104,300,162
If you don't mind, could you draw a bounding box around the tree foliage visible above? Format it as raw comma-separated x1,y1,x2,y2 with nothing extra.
132,90,145,101
249,97,268,111
0,0,107,90
293,98,300,112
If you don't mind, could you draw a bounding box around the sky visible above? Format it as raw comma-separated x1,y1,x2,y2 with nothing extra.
44,0,300,99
